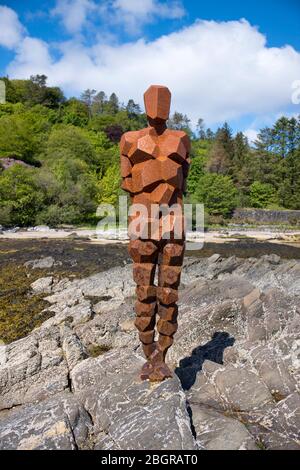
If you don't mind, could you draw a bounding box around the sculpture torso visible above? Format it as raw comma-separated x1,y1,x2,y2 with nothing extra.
120,126,190,210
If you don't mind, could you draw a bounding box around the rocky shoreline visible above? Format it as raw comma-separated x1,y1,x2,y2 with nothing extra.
0,249,299,450
1,224,300,246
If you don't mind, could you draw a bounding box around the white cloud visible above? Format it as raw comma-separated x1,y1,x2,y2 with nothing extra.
109,0,186,33
51,0,97,34
244,129,259,144
0,6,25,49
10,37,53,76
6,18,300,128
51,0,186,35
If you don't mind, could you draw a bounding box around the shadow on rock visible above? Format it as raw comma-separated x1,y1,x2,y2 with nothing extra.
175,331,235,390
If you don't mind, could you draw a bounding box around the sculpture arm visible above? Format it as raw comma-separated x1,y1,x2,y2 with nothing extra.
120,154,133,194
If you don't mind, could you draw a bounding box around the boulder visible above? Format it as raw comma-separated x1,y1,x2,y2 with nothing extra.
31,276,54,294
0,393,92,450
25,257,57,269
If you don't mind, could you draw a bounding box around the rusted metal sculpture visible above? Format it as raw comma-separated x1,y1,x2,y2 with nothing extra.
120,85,190,381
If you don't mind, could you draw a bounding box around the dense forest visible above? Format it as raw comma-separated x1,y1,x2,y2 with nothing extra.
0,75,299,227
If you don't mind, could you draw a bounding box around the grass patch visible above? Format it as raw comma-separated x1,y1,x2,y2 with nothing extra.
0,263,53,344
87,344,112,357
271,391,286,402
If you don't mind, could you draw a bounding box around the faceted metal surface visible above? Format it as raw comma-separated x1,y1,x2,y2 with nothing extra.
120,85,190,382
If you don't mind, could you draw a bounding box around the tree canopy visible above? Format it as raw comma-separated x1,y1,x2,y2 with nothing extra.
0,75,299,227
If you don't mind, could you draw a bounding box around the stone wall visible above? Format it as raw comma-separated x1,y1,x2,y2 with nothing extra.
232,208,300,225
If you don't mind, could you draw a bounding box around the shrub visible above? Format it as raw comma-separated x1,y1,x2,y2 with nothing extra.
193,173,237,217
249,181,278,208
0,165,46,226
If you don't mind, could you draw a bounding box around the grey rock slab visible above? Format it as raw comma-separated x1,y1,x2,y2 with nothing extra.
181,256,243,284
24,256,58,269
74,302,136,352
223,345,239,365
187,371,225,411
202,359,225,377
259,393,300,446
214,365,274,411
47,265,135,306
245,392,300,450
0,327,69,410
191,404,258,450
180,276,253,308
168,277,252,366
0,392,92,450
71,349,196,450
243,288,261,309
233,257,300,296
251,347,296,398
207,253,222,264
246,299,267,342
40,299,93,329
262,254,281,265
61,327,88,371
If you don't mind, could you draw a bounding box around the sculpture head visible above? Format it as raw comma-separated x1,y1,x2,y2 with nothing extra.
144,85,171,126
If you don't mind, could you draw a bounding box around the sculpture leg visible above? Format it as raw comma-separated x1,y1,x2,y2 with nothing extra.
128,239,159,380
148,241,184,381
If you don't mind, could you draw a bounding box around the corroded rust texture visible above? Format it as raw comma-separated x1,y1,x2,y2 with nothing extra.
120,85,190,381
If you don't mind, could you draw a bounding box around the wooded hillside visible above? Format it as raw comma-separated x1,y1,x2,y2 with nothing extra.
0,75,299,227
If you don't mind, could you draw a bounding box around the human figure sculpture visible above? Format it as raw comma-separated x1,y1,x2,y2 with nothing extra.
120,85,190,381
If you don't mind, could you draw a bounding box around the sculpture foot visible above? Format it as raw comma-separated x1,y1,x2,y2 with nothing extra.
148,362,173,382
140,360,154,381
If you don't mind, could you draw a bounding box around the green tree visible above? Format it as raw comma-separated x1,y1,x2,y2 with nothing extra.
249,181,278,208
91,91,107,115
206,128,215,141
43,125,97,165
233,132,249,174
0,165,46,226
193,173,237,217
2,75,65,108
207,141,229,174
168,112,191,133
279,147,300,209
89,114,117,133
231,132,254,206
2,74,299,227
27,75,65,108
80,89,96,118
187,156,205,195
106,93,119,114
126,99,141,118
0,102,25,118
207,123,234,175
0,108,51,164
96,162,121,206
196,118,206,140
62,98,89,126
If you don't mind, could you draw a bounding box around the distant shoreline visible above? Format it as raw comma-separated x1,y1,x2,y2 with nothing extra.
1,226,300,246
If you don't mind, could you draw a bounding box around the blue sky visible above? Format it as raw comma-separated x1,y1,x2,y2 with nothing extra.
0,0,300,139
